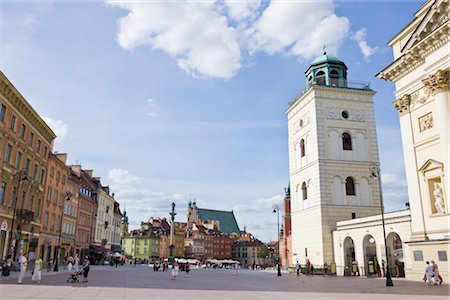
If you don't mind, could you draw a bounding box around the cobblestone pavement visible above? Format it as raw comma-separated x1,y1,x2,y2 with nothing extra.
0,265,448,299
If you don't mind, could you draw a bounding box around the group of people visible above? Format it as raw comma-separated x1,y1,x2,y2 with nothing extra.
424,260,442,286
1,252,91,284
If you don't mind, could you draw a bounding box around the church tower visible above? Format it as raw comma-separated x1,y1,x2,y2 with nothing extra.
120,209,129,237
287,52,382,266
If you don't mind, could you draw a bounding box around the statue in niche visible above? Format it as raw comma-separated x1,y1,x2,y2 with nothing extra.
433,183,446,214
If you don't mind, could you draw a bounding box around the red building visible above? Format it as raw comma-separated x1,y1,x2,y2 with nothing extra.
280,184,292,268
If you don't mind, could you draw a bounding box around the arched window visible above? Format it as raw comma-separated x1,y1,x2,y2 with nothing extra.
346,177,355,195
300,139,305,157
330,70,340,86
342,132,352,150
302,182,307,200
316,71,326,85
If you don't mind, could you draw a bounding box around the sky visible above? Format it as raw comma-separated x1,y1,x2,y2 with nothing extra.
0,0,422,242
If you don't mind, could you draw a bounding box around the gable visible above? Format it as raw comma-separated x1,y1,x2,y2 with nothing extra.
419,159,444,173
402,0,449,52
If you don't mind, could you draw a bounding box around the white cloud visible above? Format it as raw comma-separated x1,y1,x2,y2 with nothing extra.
107,0,351,79
351,28,379,61
42,116,69,141
223,0,261,22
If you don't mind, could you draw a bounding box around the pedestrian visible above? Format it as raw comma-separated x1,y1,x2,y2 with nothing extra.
74,255,80,272
431,261,442,285
47,258,52,272
134,258,137,267
424,261,434,286
185,263,190,277
82,256,90,283
295,261,300,276
310,263,314,276
17,253,28,284
233,262,239,276
67,256,74,272
1,255,11,277
306,260,311,276
31,254,43,283
115,258,118,268
323,263,328,276
171,262,179,280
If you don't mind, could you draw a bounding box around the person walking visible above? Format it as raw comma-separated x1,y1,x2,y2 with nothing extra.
17,253,28,284
1,255,12,277
74,255,80,272
31,254,43,283
425,261,434,286
46,258,52,272
170,262,179,280
185,263,190,277
81,256,90,283
295,261,301,277
233,262,239,276
431,261,442,285
306,260,311,276
67,256,74,272
323,263,328,276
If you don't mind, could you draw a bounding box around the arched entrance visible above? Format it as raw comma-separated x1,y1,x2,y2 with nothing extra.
343,237,357,276
363,235,378,276
387,232,404,277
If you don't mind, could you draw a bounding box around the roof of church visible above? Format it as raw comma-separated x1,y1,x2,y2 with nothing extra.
197,208,240,235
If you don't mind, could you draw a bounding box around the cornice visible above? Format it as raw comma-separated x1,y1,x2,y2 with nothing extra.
393,94,411,116
378,21,449,82
0,71,56,144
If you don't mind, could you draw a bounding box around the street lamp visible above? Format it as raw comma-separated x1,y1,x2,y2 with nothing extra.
272,204,281,277
54,192,72,271
369,163,394,287
168,202,176,265
8,170,29,260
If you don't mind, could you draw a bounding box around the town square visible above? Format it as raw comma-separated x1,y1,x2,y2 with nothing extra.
0,0,449,299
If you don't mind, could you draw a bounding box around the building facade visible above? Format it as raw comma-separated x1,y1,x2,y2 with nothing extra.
287,53,382,267
0,71,56,261
94,186,116,249
377,0,449,281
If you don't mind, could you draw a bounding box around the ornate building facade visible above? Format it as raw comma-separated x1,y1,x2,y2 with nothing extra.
377,0,449,280
0,71,56,261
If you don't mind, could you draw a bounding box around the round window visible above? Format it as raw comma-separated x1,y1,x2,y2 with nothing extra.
341,110,349,119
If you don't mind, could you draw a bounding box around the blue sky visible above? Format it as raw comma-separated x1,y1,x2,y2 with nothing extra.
0,0,421,242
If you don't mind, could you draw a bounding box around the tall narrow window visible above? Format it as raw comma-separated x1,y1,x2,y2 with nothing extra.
25,158,31,175
0,104,6,122
29,132,34,146
4,144,12,163
37,140,41,153
0,181,6,205
9,187,16,208
10,115,16,131
346,177,356,195
300,139,306,157
33,163,38,180
302,182,307,200
20,191,26,209
29,195,34,212
37,198,41,216
342,132,352,150
40,169,45,185
15,152,22,169
20,124,26,139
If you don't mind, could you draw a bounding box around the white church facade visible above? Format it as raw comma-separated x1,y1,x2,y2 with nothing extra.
287,0,448,282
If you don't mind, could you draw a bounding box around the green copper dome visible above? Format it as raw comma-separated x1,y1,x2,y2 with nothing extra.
121,210,128,223
311,54,344,66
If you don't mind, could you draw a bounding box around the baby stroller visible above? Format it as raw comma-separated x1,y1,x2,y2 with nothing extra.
66,269,83,283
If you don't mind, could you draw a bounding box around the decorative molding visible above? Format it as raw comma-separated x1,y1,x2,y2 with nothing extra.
410,87,432,109
422,70,449,96
0,73,56,144
327,108,365,122
419,113,434,132
393,94,411,116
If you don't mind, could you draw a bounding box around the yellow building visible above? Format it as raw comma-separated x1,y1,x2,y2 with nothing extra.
122,229,159,260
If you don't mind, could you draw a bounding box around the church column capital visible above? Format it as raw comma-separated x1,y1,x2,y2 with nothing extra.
422,70,449,96
393,94,411,116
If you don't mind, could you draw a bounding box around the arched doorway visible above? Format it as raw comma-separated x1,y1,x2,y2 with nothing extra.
387,232,404,277
343,237,357,276
363,235,378,276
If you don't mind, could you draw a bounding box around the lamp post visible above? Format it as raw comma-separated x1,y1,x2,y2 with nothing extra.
8,170,29,260
168,202,176,265
54,193,71,271
370,163,393,287
272,204,281,277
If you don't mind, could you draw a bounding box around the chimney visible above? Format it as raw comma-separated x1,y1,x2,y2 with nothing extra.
55,153,68,164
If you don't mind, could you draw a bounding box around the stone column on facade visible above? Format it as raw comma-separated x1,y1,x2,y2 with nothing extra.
423,70,449,200
355,183,361,206
352,135,357,160
342,181,347,205
393,94,427,239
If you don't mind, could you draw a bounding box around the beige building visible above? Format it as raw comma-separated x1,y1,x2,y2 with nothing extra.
94,185,117,250
377,0,449,281
287,52,382,267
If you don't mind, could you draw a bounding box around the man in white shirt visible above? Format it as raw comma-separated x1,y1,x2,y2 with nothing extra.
295,261,301,276
17,253,27,284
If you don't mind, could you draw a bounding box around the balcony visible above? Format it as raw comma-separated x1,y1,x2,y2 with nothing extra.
289,79,372,106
